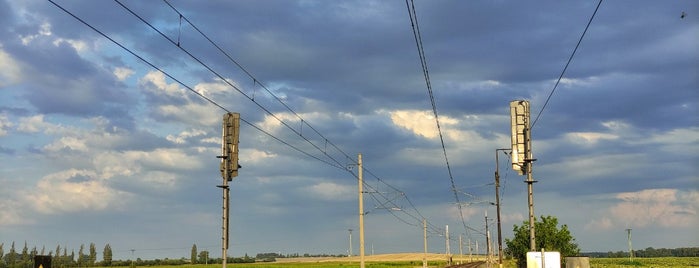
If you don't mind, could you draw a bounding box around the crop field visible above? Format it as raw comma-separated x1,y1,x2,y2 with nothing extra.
589,257,699,268
112,255,698,268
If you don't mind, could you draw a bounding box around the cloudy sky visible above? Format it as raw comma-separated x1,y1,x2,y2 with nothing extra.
1,0,697,260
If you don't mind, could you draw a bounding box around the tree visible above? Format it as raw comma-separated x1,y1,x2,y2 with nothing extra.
21,242,29,268
103,244,113,266
89,243,96,266
8,242,16,268
77,245,85,267
197,251,209,264
505,215,580,268
190,244,197,264
53,245,61,268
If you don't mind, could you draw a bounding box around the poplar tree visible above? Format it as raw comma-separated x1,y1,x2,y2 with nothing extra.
190,244,197,264
102,244,112,266
78,245,85,267
89,243,96,266
8,242,16,268
53,245,61,268
21,242,28,268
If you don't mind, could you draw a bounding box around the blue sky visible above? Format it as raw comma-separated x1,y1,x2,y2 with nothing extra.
1,0,697,261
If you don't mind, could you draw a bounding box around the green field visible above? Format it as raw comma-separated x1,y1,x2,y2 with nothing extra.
109,257,699,268
589,257,699,268
141,262,448,268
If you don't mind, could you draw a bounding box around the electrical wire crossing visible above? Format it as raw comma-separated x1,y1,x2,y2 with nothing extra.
49,0,447,237
532,0,604,129
404,0,478,237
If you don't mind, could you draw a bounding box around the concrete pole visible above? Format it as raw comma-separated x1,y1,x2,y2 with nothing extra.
495,149,508,268
423,219,427,268
524,114,536,252
627,229,633,260
459,234,463,265
358,154,365,268
445,225,451,265
219,182,229,268
485,211,491,264
348,229,353,257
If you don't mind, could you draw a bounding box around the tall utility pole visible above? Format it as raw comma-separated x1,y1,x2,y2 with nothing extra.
510,100,536,251
219,112,240,268
348,229,353,257
495,148,510,268
358,154,365,268
626,229,633,261
445,225,451,264
459,234,463,265
423,219,427,268
485,211,491,264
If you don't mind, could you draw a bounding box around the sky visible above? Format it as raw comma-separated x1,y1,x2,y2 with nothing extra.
1,0,698,261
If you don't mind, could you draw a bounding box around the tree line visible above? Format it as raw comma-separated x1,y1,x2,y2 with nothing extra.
0,242,114,268
583,247,699,258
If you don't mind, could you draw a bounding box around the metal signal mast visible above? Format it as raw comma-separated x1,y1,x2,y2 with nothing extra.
218,112,240,268
510,100,537,252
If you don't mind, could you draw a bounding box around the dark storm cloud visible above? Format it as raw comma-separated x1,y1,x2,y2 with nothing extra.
0,8,138,129
2,0,696,257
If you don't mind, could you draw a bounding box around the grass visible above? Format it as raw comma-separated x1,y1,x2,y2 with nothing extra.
589,257,699,268
105,256,699,268
158,261,448,268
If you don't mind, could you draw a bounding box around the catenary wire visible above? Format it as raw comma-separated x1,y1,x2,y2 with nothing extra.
161,0,356,166
532,0,604,129
112,0,349,172
50,0,446,237
47,0,343,172
405,0,475,237
155,0,451,234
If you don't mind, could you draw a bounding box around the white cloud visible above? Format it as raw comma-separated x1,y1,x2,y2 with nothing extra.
591,188,699,230
0,200,32,226
258,112,300,133
565,132,618,145
52,38,88,52
157,103,220,126
140,71,185,98
305,182,355,201
141,171,178,189
26,169,130,214
541,153,647,180
193,78,238,97
113,67,135,81
43,136,89,152
17,115,49,133
166,129,208,144
641,127,699,156
20,22,52,45
0,113,12,136
584,217,613,231
245,149,277,162
389,110,457,139
0,47,23,86
94,148,203,180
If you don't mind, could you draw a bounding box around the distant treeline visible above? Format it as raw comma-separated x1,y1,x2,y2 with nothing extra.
583,247,699,258
1,241,347,268
255,252,345,262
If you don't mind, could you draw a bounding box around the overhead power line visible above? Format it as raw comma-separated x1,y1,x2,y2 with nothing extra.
47,0,341,171
49,0,445,236
532,0,604,128
405,0,479,237
154,0,443,234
